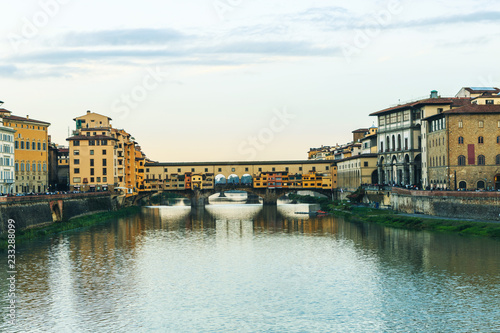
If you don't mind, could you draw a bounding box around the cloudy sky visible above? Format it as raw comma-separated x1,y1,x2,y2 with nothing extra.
1,0,499,162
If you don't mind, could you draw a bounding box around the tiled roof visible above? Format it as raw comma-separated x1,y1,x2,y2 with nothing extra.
4,114,50,125
442,104,500,115
66,135,118,141
369,98,470,116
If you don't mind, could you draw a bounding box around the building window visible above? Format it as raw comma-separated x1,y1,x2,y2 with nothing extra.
89,140,95,146
103,177,107,182
478,155,485,165
458,120,463,128
97,177,101,182
90,159,94,167
179,168,182,173
74,150,79,155
364,162,368,167
90,168,94,176
102,149,106,155
479,121,484,128
43,164,46,172
497,136,500,144
43,143,46,150
478,136,484,144
15,141,18,149
90,150,94,155
496,155,500,165
458,155,466,166
90,177,94,183
459,181,466,189
74,168,80,174
486,100,494,105
192,168,195,172
103,168,107,175
37,142,41,150
458,136,464,144
73,140,80,146
102,159,107,166
73,177,81,183
74,159,80,165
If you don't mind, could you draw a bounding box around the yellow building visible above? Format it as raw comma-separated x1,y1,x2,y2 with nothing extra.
67,111,145,193
0,109,50,193
336,154,378,191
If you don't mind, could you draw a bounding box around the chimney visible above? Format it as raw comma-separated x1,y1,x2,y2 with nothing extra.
87,110,91,114
430,90,438,98
26,115,29,119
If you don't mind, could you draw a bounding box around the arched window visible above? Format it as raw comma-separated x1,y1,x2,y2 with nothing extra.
459,181,467,189
20,141,24,149
496,155,500,165
32,163,36,172
43,164,47,172
38,163,41,172
15,141,18,149
392,135,396,151
477,181,485,189
397,134,401,150
15,163,18,172
478,136,484,144
32,142,36,150
443,156,446,165
20,163,24,172
478,155,485,165
26,163,30,172
439,156,442,166
386,136,390,152
458,155,466,166
458,136,464,144
26,140,30,150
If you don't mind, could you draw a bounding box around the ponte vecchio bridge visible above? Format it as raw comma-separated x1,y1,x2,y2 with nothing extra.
142,160,337,206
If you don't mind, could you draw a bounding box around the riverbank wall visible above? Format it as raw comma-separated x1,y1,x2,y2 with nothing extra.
0,192,116,234
338,187,500,221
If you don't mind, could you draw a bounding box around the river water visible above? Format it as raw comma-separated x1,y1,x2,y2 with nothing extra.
1,204,499,332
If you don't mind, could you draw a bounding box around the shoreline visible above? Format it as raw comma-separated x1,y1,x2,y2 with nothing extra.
0,206,141,250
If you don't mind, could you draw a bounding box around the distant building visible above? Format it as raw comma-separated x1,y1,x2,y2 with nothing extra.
370,91,470,186
424,102,500,190
0,118,15,194
0,108,50,193
67,110,145,194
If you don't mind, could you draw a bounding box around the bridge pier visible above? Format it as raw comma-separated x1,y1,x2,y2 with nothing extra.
262,189,279,206
246,193,260,204
190,190,210,207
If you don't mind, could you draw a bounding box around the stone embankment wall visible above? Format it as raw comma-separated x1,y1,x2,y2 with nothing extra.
0,192,115,234
390,188,500,221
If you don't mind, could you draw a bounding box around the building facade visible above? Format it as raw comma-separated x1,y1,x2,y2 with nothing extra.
370,91,470,187
425,103,500,190
0,120,15,194
0,108,50,193
67,111,144,194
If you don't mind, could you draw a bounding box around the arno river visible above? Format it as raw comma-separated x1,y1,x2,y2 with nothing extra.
1,203,500,332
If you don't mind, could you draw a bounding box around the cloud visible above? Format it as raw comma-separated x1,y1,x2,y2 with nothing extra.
59,28,190,46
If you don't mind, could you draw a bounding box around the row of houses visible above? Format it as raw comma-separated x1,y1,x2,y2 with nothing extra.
309,87,500,191
0,105,150,196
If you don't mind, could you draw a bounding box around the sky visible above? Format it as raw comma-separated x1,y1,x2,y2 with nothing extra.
1,0,499,162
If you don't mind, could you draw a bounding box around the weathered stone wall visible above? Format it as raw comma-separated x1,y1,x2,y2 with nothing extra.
0,193,114,234
390,188,500,221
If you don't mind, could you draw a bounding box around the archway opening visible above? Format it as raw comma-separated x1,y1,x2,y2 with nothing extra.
458,181,467,190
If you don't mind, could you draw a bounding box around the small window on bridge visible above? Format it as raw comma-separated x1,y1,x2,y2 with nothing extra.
164,168,168,172
178,168,181,172
258,168,262,172
205,168,208,172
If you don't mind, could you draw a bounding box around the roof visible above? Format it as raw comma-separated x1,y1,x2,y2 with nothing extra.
73,111,112,121
369,97,470,116
465,87,500,93
3,114,50,126
145,160,335,167
442,104,500,115
336,153,378,163
352,128,369,133
66,135,118,141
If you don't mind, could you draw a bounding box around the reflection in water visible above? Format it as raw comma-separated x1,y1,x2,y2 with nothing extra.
1,204,499,332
